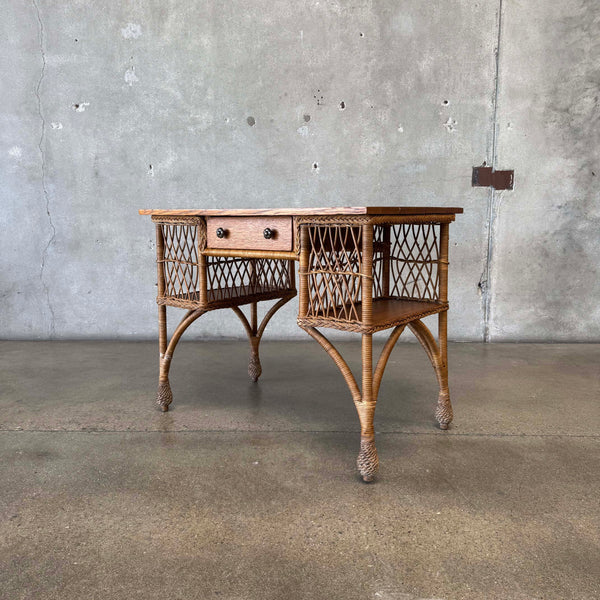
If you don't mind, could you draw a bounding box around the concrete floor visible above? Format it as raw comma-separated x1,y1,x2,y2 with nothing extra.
0,340,599,600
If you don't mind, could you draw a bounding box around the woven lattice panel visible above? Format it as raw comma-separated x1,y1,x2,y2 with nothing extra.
374,223,440,301
304,225,363,321
160,223,199,301
206,257,292,302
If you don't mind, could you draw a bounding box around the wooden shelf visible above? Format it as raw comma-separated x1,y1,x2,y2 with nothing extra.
298,298,448,333
157,285,296,310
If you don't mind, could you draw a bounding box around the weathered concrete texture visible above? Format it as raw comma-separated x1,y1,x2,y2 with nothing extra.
0,2,53,337
1,341,599,436
0,0,498,341
489,1,600,340
1,1,598,342
1,341,599,599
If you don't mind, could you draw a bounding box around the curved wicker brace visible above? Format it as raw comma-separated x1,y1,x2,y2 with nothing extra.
300,326,383,482
373,325,406,400
233,295,294,382
298,325,361,403
408,319,453,429
157,307,207,412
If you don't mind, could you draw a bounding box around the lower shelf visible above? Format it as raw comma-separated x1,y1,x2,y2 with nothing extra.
297,298,448,333
157,285,296,310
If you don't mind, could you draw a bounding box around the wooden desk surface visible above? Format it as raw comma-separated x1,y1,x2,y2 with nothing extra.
139,206,463,217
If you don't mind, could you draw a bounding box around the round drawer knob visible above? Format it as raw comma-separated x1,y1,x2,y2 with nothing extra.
263,228,274,240
216,227,227,239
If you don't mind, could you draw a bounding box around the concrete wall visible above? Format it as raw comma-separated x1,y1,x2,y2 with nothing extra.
1,0,598,341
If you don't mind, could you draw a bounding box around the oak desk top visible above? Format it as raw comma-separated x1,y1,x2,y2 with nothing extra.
139,206,464,217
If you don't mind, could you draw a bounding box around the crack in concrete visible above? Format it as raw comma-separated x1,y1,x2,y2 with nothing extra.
33,0,56,338
483,0,505,342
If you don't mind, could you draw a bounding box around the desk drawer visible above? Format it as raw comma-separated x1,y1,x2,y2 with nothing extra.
206,216,293,251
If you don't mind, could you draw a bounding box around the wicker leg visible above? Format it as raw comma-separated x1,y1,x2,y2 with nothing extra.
157,304,172,411
356,334,378,482
408,318,453,430
248,302,262,382
248,336,262,382
435,312,453,430
156,307,206,412
436,389,452,430
157,359,173,412
299,325,382,482
232,296,294,383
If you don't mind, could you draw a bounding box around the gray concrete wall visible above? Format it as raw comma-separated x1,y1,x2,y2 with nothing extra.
0,0,598,341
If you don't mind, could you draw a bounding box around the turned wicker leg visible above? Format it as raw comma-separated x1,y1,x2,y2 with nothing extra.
408,318,453,430
248,336,262,382
435,222,453,429
300,325,385,482
157,364,173,412
157,304,172,411
435,311,453,429
156,307,206,412
247,302,262,382
356,334,378,482
233,295,294,383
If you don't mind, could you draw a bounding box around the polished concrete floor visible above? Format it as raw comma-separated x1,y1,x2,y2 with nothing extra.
0,340,598,600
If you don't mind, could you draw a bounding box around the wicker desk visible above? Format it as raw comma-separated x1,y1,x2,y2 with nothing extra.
139,207,463,482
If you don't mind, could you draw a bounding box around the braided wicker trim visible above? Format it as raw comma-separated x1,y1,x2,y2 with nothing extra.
369,214,455,225
357,435,379,482
294,215,369,253
297,302,448,333
152,215,204,225
157,380,173,412
248,351,262,382
157,289,296,311
436,390,453,429
293,214,454,254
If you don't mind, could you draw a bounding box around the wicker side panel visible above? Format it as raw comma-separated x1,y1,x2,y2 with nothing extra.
206,256,294,303
373,223,440,302
300,225,364,323
157,222,201,304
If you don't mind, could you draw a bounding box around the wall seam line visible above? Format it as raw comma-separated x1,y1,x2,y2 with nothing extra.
483,0,504,342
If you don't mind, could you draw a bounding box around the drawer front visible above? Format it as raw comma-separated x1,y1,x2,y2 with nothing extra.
206,216,293,251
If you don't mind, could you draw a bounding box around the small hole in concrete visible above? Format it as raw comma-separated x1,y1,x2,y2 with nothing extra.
75,38,79,42
304,114,311,122
339,101,346,110
313,162,318,169
442,100,449,105
246,116,256,126
359,32,364,37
